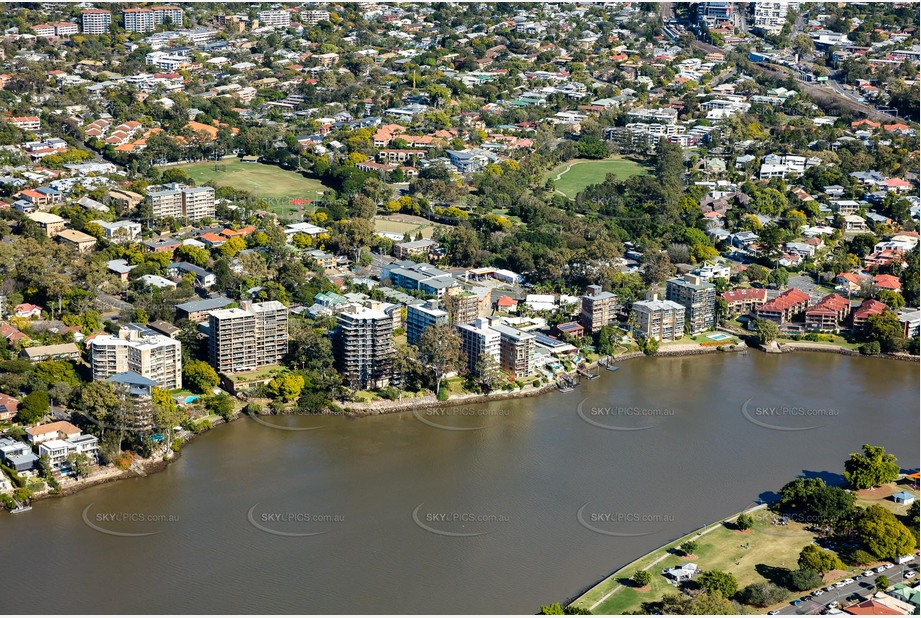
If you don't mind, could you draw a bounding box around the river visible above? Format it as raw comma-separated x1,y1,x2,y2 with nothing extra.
1,352,918,614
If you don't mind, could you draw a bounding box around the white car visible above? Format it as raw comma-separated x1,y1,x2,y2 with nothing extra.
863,570,874,577
842,578,855,584
883,564,894,569
768,611,780,616
814,589,825,597
876,566,887,573
827,601,839,609
834,582,846,588
905,571,916,578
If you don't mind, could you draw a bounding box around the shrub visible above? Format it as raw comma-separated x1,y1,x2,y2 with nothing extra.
170,438,183,453
114,452,135,471
738,582,787,607
860,341,881,355
787,569,823,592
533,379,542,388
437,387,449,401
379,386,400,401
851,549,877,566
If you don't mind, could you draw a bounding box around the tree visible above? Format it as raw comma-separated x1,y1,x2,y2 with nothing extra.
152,387,185,449
680,540,699,556
735,513,754,531
856,505,917,561
633,570,651,587
787,569,823,592
643,591,737,615
65,452,92,478
737,582,787,607
865,311,906,353
183,360,219,394
474,353,506,392
753,318,779,345
844,445,900,490
746,264,770,282
798,544,845,576
874,575,889,591
267,374,305,402
220,236,246,257
205,393,234,421
416,323,466,395
697,570,738,599
79,381,120,430
538,604,591,615
18,391,50,425
641,251,674,285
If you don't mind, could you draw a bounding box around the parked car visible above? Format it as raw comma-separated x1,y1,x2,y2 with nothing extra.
842,578,855,584
905,571,916,578
768,611,780,616
863,570,874,577
814,589,825,597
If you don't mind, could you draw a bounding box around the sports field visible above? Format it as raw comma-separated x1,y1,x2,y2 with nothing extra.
546,156,650,198
175,159,328,216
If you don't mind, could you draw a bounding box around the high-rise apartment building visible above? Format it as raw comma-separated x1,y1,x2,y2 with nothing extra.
82,10,111,34
257,9,291,29
580,284,618,334
632,298,686,342
333,307,394,390
445,288,480,325
665,274,716,335
123,6,183,32
146,183,215,221
406,300,448,346
752,2,789,35
456,318,500,375
208,301,289,374
301,10,330,26
89,326,182,389
489,321,536,379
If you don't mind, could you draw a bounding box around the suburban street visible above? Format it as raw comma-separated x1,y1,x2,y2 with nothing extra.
773,560,919,615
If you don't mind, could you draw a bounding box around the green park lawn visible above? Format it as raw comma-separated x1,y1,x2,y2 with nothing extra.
573,506,826,615
545,156,650,198
174,159,328,217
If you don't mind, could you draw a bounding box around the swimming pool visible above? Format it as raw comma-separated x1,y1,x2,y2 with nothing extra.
707,332,731,341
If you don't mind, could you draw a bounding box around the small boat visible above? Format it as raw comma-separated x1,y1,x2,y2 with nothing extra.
606,364,620,371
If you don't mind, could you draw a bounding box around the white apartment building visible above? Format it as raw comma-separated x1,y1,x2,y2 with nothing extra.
301,10,331,26
82,9,112,34
753,2,789,35
145,183,215,221
89,327,182,389
456,318,500,375
257,10,291,29
91,219,142,243
208,301,289,374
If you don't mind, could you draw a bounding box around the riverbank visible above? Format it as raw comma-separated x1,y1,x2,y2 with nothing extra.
339,345,740,415
12,342,916,506
570,503,770,613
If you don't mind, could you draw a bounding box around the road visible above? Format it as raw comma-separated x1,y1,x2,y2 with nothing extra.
773,560,919,615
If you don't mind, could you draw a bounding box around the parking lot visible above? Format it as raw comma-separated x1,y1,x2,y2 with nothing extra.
772,560,919,615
